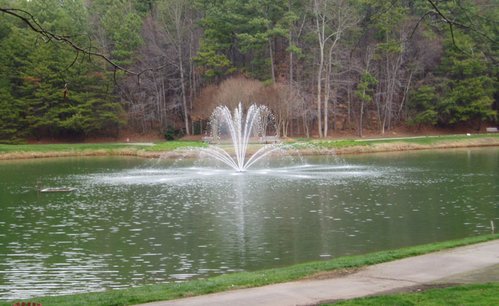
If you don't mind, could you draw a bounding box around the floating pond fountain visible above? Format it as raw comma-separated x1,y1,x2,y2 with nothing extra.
0,112,498,300
199,103,281,172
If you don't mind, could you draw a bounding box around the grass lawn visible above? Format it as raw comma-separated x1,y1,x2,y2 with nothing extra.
0,141,205,153
3,234,497,306
142,140,206,151
0,142,136,153
0,140,205,159
0,133,497,159
327,283,499,305
296,133,499,149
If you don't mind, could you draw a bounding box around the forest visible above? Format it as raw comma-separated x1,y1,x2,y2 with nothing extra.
0,0,497,142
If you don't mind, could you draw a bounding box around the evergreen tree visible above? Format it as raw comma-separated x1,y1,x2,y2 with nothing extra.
408,0,497,129
1,0,497,139
438,33,496,128
0,0,125,140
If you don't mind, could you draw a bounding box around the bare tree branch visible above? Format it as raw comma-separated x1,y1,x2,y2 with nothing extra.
0,7,168,79
409,10,435,40
425,0,496,49
404,1,497,64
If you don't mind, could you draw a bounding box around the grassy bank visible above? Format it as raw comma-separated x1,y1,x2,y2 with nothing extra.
291,133,499,155
4,234,497,306
0,133,497,160
0,141,205,159
327,283,499,305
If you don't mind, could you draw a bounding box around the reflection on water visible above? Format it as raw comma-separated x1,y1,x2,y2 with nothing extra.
0,148,498,299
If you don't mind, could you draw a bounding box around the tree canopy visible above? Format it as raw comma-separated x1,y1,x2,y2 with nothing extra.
0,0,497,142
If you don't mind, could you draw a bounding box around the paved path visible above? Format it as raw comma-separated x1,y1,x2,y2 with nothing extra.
137,240,499,306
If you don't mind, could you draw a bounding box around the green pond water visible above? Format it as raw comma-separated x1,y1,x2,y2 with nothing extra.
0,147,497,299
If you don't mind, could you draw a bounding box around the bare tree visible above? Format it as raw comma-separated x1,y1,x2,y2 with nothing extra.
312,0,358,138
214,76,263,109
118,15,182,133
374,18,429,134
356,47,375,137
256,82,305,137
157,0,197,135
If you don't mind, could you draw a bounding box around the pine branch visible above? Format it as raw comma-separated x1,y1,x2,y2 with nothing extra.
0,7,168,79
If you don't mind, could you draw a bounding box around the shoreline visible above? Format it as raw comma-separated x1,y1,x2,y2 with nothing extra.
0,135,498,160
134,239,499,306
328,138,499,155
1,136,498,305
4,234,497,306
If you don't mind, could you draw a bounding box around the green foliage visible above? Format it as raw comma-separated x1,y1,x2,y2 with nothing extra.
359,0,407,40
193,0,240,77
409,28,497,128
440,76,496,125
408,85,439,126
194,0,291,79
133,0,155,15
99,0,143,66
195,48,233,78
411,109,439,126
163,126,185,141
286,43,302,57
0,0,497,140
0,88,25,142
355,72,378,102
0,0,125,141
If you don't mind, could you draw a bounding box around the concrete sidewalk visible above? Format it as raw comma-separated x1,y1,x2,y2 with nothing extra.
137,240,499,306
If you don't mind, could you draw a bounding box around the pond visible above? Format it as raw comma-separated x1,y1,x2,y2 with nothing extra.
0,147,498,299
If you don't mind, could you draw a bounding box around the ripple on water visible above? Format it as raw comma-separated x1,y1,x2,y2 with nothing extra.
1,150,498,299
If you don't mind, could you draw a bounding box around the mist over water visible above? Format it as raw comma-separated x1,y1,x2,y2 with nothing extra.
0,148,497,299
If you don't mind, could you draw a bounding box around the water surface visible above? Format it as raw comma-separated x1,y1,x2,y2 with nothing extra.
0,147,497,299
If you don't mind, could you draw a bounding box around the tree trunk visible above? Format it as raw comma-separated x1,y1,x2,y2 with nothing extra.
314,1,325,138
398,69,413,120
178,45,190,135
323,46,332,137
316,45,324,138
288,25,293,93
269,37,276,84
359,99,364,137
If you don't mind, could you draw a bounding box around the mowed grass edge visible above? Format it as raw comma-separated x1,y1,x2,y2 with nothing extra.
326,282,499,305
0,133,498,160
3,234,498,306
0,141,206,159
292,133,499,154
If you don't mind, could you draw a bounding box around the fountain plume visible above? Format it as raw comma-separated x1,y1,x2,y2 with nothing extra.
201,103,280,172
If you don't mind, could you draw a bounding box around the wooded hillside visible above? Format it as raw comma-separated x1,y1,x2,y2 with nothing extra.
0,0,497,141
